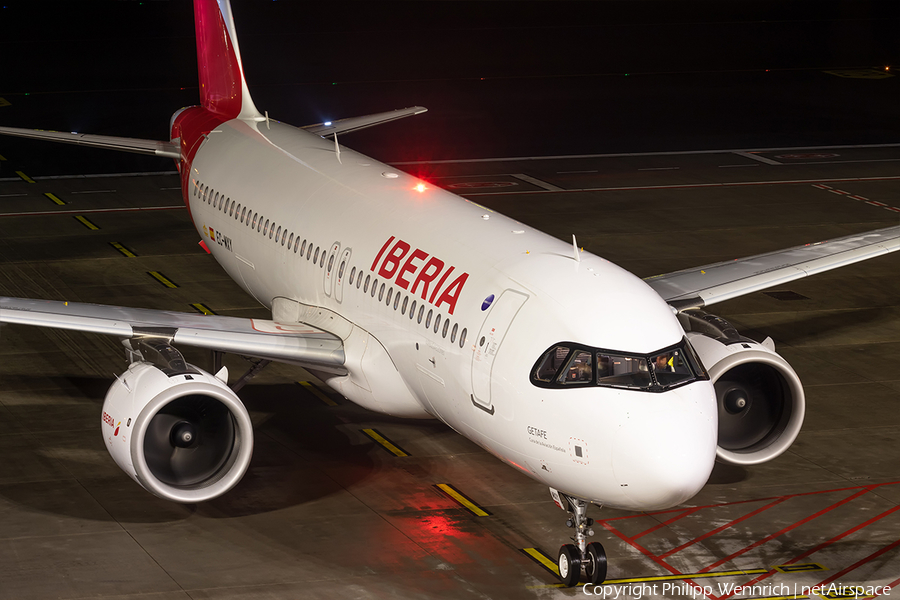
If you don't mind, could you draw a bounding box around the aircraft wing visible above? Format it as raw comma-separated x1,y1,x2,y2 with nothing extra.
302,106,427,137
0,297,344,367
645,224,900,309
0,126,181,159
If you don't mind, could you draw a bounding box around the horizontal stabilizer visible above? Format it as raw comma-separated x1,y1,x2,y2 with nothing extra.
0,297,344,367
0,126,181,159
303,106,427,137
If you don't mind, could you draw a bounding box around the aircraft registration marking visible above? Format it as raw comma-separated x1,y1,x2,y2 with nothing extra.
435,483,491,517
361,428,409,457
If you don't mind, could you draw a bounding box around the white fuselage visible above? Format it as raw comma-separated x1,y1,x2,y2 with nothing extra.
186,118,719,510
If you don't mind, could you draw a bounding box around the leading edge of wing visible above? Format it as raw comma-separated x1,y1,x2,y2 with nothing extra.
0,126,181,159
645,224,900,308
0,297,344,367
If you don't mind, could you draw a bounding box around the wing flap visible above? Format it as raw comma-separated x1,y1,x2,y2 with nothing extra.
0,126,181,159
303,106,427,137
645,225,900,307
0,297,344,366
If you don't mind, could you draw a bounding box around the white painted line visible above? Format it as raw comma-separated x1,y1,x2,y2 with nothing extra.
32,170,178,180
70,189,116,194
389,142,900,165
867,201,887,207
850,195,868,201
638,166,680,171
718,164,759,168
0,193,28,197
0,205,183,217
732,151,782,165
510,173,564,192
829,189,850,195
813,184,833,189
456,175,900,196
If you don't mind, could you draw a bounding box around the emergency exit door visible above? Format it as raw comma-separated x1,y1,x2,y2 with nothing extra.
470,289,528,413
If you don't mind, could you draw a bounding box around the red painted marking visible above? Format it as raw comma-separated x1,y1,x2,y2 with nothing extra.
602,480,900,521
873,575,900,599
713,502,900,599
699,488,870,573
887,206,900,212
813,184,833,189
660,497,787,559
830,189,851,195
850,195,869,201
598,482,900,600
816,537,900,587
869,201,887,206
631,508,700,540
603,521,727,600
601,521,682,575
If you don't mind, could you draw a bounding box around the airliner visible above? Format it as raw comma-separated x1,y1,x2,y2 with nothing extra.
1,0,898,587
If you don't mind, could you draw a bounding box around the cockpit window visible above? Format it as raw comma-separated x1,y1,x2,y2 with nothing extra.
530,338,707,392
597,353,651,389
560,350,593,384
649,349,694,387
533,345,570,382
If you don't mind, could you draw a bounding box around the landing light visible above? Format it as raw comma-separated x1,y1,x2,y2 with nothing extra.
324,121,332,126
414,183,427,193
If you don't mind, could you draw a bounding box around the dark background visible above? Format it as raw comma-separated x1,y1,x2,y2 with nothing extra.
1,1,899,174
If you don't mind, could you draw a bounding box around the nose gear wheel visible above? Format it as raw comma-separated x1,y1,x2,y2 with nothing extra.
553,490,607,587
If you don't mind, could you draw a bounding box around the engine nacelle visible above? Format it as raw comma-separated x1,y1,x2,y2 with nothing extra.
683,313,805,466
102,345,253,503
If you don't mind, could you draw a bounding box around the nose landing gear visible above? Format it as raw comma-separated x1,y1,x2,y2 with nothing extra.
551,488,607,587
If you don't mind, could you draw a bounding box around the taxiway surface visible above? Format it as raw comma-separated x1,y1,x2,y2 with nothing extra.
0,144,898,599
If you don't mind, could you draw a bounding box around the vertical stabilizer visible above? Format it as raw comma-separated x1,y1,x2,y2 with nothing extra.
194,0,262,121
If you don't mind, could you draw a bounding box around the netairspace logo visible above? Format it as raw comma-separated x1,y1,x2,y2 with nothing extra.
581,582,893,598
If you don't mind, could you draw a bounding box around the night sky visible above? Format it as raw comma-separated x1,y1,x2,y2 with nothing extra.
2,1,900,174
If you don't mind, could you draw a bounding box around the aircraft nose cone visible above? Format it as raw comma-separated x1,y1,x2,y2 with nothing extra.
612,384,717,510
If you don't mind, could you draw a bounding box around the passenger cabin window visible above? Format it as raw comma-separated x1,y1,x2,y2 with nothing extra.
530,339,706,392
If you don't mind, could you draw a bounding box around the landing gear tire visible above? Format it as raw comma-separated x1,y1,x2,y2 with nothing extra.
558,544,581,587
585,542,607,585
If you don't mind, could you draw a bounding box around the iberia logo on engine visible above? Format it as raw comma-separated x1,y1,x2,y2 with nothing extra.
371,236,469,315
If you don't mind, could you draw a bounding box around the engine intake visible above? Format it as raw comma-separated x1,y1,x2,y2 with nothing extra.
102,342,253,503
683,312,805,466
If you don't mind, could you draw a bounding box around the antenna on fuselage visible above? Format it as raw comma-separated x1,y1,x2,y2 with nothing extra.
572,234,581,262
